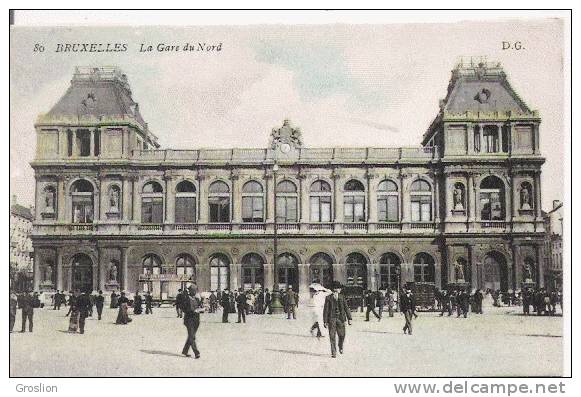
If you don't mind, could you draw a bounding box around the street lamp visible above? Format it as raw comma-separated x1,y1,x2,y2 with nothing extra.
270,162,284,314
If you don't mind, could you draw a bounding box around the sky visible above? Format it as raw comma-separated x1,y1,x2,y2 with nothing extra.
10,19,565,209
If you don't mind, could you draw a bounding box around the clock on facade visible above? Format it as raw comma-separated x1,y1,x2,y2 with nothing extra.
280,143,291,153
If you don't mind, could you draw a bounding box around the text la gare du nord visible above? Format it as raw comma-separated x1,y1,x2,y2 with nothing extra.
140,42,223,52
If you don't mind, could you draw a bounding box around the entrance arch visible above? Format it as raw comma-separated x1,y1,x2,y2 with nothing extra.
241,253,264,289
482,251,508,291
345,252,368,289
277,253,299,292
71,253,93,293
309,252,334,288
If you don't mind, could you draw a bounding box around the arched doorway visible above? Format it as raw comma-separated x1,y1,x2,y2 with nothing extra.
346,252,368,289
241,253,264,289
379,253,401,290
71,253,93,293
309,253,334,288
277,253,299,291
482,251,508,291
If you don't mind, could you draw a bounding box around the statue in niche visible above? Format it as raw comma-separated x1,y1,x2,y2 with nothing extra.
520,184,532,210
523,262,533,281
454,260,465,281
109,187,120,212
44,188,55,213
44,265,53,283
453,183,465,210
109,262,118,282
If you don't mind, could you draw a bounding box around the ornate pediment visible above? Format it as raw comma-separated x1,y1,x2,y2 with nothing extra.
270,119,303,151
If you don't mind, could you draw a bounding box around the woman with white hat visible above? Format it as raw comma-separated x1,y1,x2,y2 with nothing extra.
308,282,331,338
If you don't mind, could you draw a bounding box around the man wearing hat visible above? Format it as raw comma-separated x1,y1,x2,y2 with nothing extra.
236,288,247,323
182,285,204,359
400,288,416,335
286,286,298,320
364,290,380,322
323,282,352,358
221,288,231,323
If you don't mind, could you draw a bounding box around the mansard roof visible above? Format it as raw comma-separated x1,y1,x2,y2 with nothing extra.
11,204,33,221
45,66,147,128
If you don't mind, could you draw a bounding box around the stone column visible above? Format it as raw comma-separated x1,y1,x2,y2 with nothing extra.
468,123,475,154
33,251,41,292
399,174,408,224
121,247,129,291
122,177,131,221
231,173,242,223
264,172,274,223
132,177,140,222
56,247,63,291
196,263,210,292
57,176,66,221
197,174,208,223
98,247,106,292
298,263,310,302
90,130,95,157
469,245,477,289
332,263,346,284
72,130,78,157
367,263,378,291
263,263,274,290
164,175,174,224
332,172,343,230
536,244,544,287
300,175,310,225
433,172,440,223
366,171,378,226
230,263,242,291
534,172,542,220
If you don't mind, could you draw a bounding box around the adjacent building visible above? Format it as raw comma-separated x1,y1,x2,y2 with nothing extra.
543,200,563,291
10,195,34,291
31,62,546,300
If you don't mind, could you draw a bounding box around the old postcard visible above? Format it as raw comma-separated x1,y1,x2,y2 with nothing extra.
9,11,569,381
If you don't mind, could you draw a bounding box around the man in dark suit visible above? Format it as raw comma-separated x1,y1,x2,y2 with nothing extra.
364,290,380,321
221,288,231,323
76,291,92,334
95,290,105,320
182,286,203,359
236,289,247,323
145,291,153,314
53,290,61,310
400,288,416,335
264,289,272,314
19,291,35,333
286,286,298,319
323,282,352,358
175,289,184,318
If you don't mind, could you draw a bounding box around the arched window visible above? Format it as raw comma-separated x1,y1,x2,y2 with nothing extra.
377,180,399,222
176,254,196,279
310,180,332,222
210,253,230,291
141,181,164,224
309,252,334,288
142,254,163,275
346,252,368,289
208,181,230,223
242,181,264,222
413,253,435,283
71,179,94,223
241,253,264,289
480,176,505,221
410,179,432,222
379,253,401,290
276,180,298,223
343,179,365,222
277,253,299,291
175,180,197,224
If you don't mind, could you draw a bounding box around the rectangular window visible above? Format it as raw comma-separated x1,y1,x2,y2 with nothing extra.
242,196,264,222
411,196,431,222
209,197,230,222
77,130,91,157
480,191,503,220
72,197,93,223
141,197,163,223
67,131,73,156
378,196,399,222
94,130,101,156
310,196,331,222
483,128,499,153
175,197,196,223
276,196,297,223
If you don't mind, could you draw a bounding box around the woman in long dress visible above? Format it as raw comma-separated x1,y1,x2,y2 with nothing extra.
68,291,80,332
308,283,331,338
115,292,132,324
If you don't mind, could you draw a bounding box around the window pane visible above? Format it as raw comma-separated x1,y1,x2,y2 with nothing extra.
321,199,331,222
175,197,196,223
421,202,431,222
387,196,399,222
310,197,320,221
411,201,420,222
377,198,387,221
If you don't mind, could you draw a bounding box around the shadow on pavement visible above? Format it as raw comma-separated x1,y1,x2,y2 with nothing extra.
140,349,186,358
263,331,316,339
358,330,403,335
265,348,329,358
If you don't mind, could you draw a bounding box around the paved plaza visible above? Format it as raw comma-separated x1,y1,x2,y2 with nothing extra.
10,304,563,377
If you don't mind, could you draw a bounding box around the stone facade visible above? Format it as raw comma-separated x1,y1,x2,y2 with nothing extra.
31,62,546,300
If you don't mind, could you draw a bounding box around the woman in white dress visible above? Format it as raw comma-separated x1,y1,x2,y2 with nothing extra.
308,283,332,338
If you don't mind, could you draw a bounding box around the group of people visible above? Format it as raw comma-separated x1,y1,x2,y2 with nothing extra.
436,289,483,318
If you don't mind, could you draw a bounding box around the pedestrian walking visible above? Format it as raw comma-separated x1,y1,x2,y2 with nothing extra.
19,291,35,333
77,291,92,334
65,291,76,317
323,282,352,358
387,289,395,317
209,291,217,313
236,289,247,323
115,291,132,324
308,283,331,338
286,286,298,319
377,289,385,319
145,291,153,314
110,291,118,309
67,290,80,332
264,289,272,314
133,292,143,315
221,288,231,323
53,290,61,310
256,289,264,314
474,289,484,314
364,290,380,321
401,288,416,335
175,289,185,318
10,292,18,332
181,285,204,359
95,290,105,320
